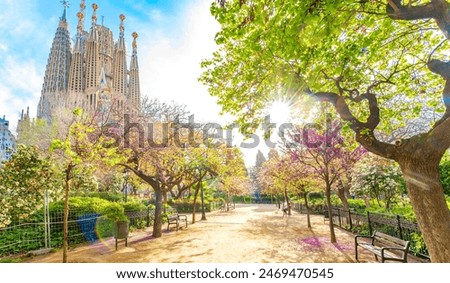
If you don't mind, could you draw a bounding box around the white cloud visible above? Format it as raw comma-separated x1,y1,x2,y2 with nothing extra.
147,9,163,22
0,56,42,133
0,43,8,52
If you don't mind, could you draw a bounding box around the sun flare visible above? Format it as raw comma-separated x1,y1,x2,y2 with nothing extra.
268,100,292,123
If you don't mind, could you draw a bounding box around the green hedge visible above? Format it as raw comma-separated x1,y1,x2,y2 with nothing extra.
0,197,153,257
168,199,224,213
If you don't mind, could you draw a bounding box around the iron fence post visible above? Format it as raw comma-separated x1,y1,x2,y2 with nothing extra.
367,211,372,235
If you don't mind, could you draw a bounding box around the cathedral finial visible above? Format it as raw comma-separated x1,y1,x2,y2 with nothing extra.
60,0,70,22
132,32,138,49
77,12,84,33
119,14,126,35
92,3,98,24
77,1,86,33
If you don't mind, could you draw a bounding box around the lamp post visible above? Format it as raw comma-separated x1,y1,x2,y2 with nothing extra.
123,169,130,202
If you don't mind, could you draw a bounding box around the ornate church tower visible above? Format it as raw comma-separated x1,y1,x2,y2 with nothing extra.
84,3,101,110
67,0,87,108
112,15,128,102
37,1,72,122
129,32,141,113
36,1,143,122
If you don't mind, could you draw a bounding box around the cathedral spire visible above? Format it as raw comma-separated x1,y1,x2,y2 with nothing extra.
60,0,69,22
117,14,126,50
129,32,141,112
87,3,98,41
76,0,86,35
37,1,72,122
91,3,98,25
84,3,101,110
112,14,128,98
68,4,86,98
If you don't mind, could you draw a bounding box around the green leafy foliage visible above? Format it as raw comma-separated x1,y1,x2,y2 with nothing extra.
439,152,450,195
0,144,62,228
101,202,127,222
351,154,405,209
122,200,147,212
201,0,445,136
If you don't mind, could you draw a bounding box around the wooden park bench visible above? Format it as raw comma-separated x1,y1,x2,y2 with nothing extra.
167,212,188,231
355,231,410,263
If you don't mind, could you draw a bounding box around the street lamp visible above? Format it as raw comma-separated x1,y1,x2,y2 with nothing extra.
123,169,130,202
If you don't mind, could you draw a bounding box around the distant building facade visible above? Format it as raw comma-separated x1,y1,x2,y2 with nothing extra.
37,1,141,123
0,116,16,162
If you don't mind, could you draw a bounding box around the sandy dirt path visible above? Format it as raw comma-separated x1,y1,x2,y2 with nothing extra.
25,204,378,263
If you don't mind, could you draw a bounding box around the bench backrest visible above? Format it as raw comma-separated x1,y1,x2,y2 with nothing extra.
373,231,409,248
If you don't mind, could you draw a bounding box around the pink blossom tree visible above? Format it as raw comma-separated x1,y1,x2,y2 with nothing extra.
286,120,365,242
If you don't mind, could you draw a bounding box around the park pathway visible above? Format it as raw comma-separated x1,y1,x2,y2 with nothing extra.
25,204,376,263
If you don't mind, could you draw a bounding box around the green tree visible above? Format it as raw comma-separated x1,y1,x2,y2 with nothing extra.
216,147,250,210
201,0,450,262
0,144,62,228
50,109,123,263
351,154,405,209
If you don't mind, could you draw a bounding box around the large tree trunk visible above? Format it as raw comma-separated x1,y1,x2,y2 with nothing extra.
399,157,450,262
336,186,349,211
325,182,336,243
152,187,163,238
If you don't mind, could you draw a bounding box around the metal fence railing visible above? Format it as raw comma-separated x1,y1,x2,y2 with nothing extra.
292,204,430,259
1,201,228,259
0,208,156,258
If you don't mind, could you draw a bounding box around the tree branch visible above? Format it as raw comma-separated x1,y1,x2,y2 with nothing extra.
387,0,450,39
428,59,450,79
308,89,397,159
117,163,159,189
387,1,436,21
428,113,450,154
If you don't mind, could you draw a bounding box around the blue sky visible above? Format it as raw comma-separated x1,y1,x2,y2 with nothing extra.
0,0,223,130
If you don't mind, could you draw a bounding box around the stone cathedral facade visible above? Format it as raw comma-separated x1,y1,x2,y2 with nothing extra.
37,1,141,123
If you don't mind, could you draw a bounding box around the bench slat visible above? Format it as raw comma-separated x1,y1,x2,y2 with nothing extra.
355,231,409,263
373,232,408,246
